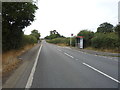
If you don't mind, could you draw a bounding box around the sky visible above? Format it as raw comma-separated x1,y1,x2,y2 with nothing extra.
24,0,120,38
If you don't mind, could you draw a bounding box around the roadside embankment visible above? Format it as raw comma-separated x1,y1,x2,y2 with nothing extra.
2,44,36,84
2,43,41,88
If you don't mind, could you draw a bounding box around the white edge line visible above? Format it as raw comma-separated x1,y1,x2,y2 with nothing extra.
25,44,43,88
82,62,120,83
64,53,74,58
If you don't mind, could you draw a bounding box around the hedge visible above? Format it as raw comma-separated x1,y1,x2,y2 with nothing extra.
91,33,120,49
46,37,75,46
22,35,37,46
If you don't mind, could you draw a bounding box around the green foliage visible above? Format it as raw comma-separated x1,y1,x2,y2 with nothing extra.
31,29,41,40
2,30,24,51
91,33,120,49
71,37,76,46
45,22,119,50
97,22,114,33
47,38,69,45
77,30,94,47
47,37,75,47
45,30,65,39
2,2,38,52
2,2,38,30
114,24,120,35
45,34,61,39
22,35,37,46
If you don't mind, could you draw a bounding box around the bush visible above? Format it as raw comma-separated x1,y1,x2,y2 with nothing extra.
114,24,120,36
22,35,37,46
47,38,70,45
71,37,75,46
47,37,76,46
77,30,94,47
91,33,120,49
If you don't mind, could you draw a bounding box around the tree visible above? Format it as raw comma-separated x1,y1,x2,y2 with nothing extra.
114,24,120,35
2,2,38,51
97,22,114,33
45,30,64,39
91,33,120,49
77,30,94,47
50,30,58,35
31,29,41,40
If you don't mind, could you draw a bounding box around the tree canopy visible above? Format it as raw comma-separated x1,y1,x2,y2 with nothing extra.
31,29,41,40
114,24,120,35
2,2,38,51
45,30,64,39
77,30,94,47
97,22,114,33
2,2,38,30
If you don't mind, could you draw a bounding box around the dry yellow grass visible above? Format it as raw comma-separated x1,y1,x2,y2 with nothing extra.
56,43,68,47
2,44,36,76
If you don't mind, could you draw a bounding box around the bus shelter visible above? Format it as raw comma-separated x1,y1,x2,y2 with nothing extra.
75,36,84,49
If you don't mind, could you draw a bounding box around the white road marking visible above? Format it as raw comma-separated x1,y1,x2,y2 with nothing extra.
83,62,120,83
57,49,62,52
62,47,71,49
25,45,43,88
76,59,78,60
64,53,74,58
78,51,83,53
65,47,71,49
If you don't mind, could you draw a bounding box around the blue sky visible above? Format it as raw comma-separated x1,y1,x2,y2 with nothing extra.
24,0,120,38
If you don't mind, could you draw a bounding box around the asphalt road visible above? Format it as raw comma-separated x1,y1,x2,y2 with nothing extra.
30,40,119,88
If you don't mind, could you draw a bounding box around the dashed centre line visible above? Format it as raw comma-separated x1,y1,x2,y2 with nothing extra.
57,49,62,52
64,52,74,58
83,62,120,84
57,46,119,84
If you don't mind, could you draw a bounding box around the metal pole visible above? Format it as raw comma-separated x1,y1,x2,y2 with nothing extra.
70,34,73,47
75,37,76,47
70,37,71,47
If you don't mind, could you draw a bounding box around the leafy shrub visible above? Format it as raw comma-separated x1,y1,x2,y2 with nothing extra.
91,33,120,49
22,35,37,46
77,30,94,47
114,24,120,36
71,37,75,46
47,37,76,46
47,37,80,47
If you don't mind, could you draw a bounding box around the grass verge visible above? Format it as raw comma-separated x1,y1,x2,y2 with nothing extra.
2,44,36,84
85,47,120,53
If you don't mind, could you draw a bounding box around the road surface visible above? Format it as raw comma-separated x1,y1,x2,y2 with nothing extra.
30,41,119,88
